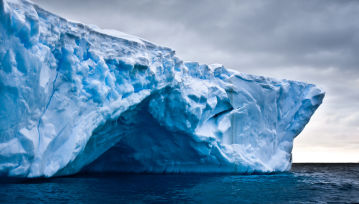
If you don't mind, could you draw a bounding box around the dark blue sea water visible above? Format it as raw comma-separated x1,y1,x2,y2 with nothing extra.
1,163,358,203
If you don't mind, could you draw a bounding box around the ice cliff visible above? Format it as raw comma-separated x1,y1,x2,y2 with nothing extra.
0,0,324,178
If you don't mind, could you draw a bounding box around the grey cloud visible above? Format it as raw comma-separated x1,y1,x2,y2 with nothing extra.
33,0,359,71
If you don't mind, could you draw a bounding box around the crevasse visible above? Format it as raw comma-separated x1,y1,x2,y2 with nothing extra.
0,0,324,177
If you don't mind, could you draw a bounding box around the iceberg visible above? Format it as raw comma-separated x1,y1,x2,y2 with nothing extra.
0,0,324,177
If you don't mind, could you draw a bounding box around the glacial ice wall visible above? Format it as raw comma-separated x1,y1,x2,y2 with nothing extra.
0,0,324,177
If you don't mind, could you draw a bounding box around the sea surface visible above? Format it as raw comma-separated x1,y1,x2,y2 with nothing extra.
1,163,358,203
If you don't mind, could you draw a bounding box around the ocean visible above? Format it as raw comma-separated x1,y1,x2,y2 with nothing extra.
1,163,358,203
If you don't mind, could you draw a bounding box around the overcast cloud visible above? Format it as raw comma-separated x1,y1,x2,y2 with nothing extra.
33,0,359,162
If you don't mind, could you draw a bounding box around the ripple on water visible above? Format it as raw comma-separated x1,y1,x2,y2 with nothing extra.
0,163,358,203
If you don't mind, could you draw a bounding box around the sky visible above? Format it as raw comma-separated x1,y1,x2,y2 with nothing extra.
32,0,359,163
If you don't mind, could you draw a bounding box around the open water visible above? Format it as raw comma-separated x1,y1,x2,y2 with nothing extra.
1,163,358,203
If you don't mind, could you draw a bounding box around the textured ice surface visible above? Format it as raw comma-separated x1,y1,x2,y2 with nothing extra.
0,0,324,177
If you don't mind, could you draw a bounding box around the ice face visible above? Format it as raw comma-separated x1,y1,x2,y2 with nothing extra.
0,0,324,177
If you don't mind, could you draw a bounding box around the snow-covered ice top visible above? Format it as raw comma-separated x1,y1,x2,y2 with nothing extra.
0,0,324,177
